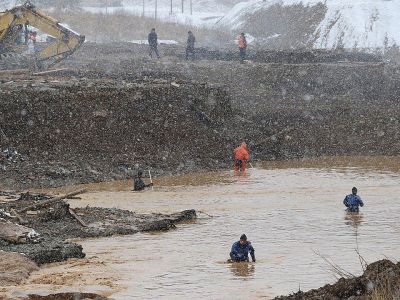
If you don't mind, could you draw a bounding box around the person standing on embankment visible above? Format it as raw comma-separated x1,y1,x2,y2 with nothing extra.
237,32,247,63
233,142,250,172
148,28,160,59
186,31,196,60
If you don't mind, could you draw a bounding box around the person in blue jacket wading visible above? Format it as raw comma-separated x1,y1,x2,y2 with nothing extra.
229,234,255,262
343,187,364,212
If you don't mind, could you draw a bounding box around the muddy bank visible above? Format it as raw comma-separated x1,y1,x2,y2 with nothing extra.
67,43,400,160
0,192,196,265
274,259,400,300
95,44,400,160
0,78,232,189
1,43,400,188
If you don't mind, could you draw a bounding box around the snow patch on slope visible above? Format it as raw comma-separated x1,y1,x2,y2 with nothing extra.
314,0,400,49
220,0,400,50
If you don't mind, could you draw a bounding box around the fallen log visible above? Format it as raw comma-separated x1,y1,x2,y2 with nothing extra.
0,220,35,244
69,208,87,227
18,189,87,213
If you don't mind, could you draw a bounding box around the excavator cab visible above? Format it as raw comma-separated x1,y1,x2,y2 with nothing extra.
0,1,85,70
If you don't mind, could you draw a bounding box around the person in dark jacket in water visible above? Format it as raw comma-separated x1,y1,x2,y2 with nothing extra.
148,28,160,59
230,234,255,262
343,187,364,212
133,170,153,191
186,31,196,60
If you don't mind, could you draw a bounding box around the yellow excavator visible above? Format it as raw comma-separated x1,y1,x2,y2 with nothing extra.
0,1,85,70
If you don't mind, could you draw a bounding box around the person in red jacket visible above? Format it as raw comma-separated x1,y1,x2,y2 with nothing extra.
234,142,250,172
237,32,247,63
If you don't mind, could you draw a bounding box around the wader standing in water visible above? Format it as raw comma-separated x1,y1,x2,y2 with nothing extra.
133,170,153,191
343,187,364,212
229,234,256,262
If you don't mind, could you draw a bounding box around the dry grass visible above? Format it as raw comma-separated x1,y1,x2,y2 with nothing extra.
51,10,232,48
371,276,400,300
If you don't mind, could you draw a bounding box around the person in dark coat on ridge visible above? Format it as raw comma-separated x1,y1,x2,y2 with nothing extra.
148,28,160,59
186,31,196,60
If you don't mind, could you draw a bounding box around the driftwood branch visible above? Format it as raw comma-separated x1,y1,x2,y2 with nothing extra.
18,189,87,213
69,208,87,227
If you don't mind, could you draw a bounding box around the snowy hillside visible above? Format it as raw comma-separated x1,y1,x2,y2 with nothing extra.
219,0,400,50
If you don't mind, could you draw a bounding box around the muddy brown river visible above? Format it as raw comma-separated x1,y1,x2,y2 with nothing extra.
4,156,400,299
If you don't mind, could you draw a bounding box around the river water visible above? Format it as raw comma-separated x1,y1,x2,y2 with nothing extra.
6,156,400,299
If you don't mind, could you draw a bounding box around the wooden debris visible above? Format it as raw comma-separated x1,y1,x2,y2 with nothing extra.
18,189,87,213
69,208,87,227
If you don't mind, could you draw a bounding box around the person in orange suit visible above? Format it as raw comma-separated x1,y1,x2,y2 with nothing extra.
234,142,250,172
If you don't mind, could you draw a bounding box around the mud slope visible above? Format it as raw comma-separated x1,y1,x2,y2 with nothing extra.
0,78,232,188
2,43,400,188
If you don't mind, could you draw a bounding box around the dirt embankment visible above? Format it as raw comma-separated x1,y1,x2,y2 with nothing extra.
1,43,400,188
0,77,232,188
66,43,400,159
274,259,400,300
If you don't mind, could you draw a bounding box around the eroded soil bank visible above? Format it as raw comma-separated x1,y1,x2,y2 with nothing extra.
1,43,400,189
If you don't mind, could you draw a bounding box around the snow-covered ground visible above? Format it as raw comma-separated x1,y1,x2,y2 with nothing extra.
219,0,400,50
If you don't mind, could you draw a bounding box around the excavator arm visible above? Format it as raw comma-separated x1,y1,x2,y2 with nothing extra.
0,1,85,69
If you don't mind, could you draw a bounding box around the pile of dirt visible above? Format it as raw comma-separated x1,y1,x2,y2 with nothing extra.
0,251,39,286
0,192,197,265
274,259,400,300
